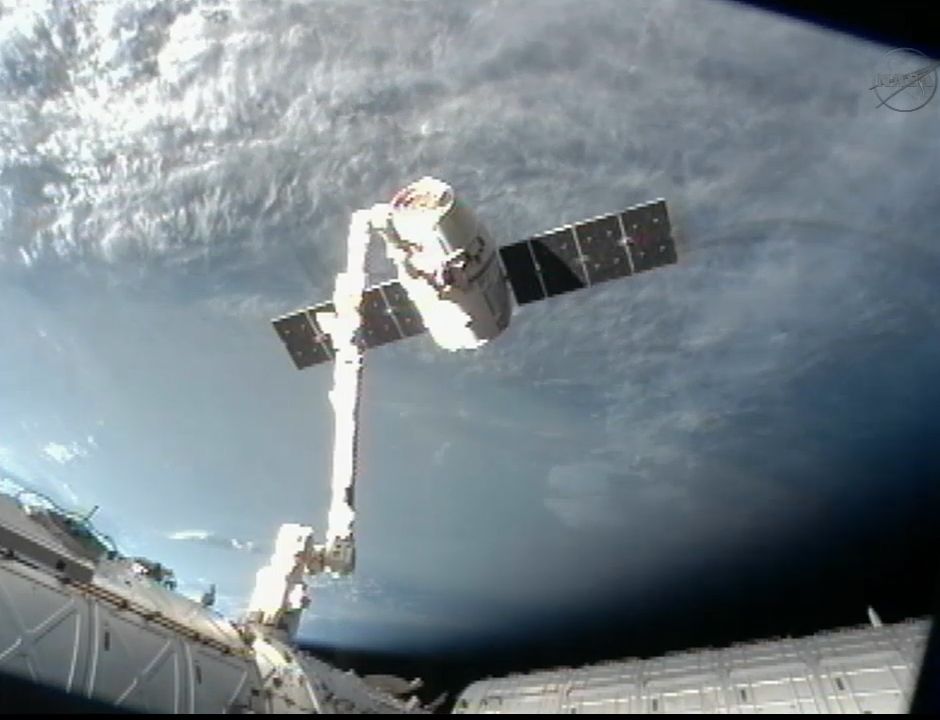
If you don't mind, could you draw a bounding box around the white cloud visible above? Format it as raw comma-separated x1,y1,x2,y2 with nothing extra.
42,441,87,465
167,529,261,554
201,294,293,320
431,440,451,467
157,8,220,90
168,529,211,541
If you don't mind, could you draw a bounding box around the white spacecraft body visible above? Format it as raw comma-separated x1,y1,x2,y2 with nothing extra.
383,176,511,351
453,618,931,714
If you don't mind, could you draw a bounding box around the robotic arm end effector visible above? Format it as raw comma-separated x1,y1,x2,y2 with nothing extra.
323,534,355,576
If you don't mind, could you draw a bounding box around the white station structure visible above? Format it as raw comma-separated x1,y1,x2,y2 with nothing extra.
1,177,931,713
453,618,930,714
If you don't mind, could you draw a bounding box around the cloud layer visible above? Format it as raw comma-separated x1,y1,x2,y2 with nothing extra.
1,0,938,650
167,529,263,554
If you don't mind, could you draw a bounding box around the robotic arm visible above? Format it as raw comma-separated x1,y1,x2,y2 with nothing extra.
315,208,372,574
247,206,392,635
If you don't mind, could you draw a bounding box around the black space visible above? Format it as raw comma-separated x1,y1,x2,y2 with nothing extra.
0,673,137,714
733,1,940,58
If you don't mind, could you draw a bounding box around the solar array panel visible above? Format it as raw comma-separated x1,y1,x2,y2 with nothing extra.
272,280,425,370
359,281,427,350
499,198,676,305
272,302,336,370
